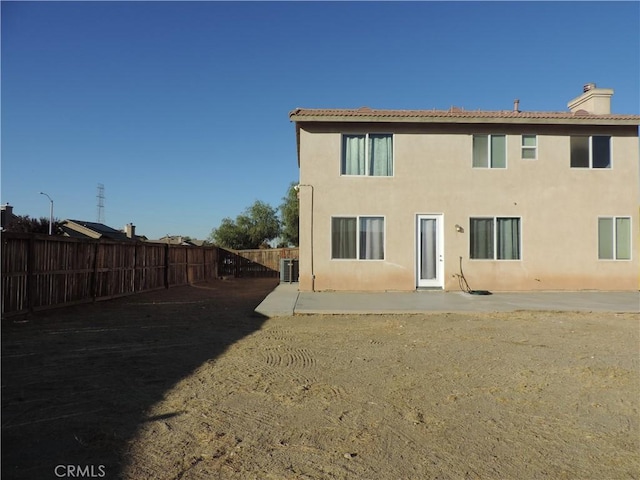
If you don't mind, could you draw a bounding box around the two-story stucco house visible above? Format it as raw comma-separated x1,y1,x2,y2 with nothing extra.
290,84,640,292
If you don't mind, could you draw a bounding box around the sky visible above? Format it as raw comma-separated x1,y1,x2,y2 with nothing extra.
2,1,639,241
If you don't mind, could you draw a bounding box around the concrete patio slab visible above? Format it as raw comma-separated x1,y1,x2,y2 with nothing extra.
254,282,299,317
255,283,639,317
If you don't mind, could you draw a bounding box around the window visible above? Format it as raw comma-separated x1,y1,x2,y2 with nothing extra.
521,135,537,159
570,135,611,168
470,217,521,260
598,217,631,260
341,134,393,176
332,216,384,260
473,134,506,168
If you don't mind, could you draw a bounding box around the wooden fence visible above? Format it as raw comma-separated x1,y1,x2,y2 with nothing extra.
1,232,298,317
221,247,299,277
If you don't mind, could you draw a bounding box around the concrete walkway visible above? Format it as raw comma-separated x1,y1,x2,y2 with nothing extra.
255,283,640,317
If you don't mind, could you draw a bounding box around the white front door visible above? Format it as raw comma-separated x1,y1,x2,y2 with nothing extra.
417,214,444,288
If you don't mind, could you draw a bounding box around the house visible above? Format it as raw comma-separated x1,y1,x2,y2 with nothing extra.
60,220,142,241
149,235,205,246
289,84,640,292
1,204,16,231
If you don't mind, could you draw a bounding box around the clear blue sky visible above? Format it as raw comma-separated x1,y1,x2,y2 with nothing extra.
2,1,639,240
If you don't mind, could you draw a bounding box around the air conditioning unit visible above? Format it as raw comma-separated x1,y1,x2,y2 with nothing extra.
279,258,299,283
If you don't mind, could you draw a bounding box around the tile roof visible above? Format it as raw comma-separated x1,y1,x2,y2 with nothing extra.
289,107,640,125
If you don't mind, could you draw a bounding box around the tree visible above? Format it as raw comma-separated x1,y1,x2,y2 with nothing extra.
279,182,299,247
209,200,280,249
4,215,62,234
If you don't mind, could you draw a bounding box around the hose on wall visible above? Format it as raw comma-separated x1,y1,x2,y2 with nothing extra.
455,256,492,295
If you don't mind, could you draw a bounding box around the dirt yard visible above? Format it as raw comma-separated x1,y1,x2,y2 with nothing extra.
2,279,638,480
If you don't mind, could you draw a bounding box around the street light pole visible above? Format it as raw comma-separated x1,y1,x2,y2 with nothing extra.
39,192,54,235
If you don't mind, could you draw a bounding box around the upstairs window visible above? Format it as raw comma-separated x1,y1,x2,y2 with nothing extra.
598,217,631,260
521,135,537,159
570,135,611,168
473,134,506,168
470,217,521,260
341,134,393,176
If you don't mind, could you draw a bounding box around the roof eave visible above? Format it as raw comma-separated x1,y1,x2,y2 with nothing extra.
289,114,640,126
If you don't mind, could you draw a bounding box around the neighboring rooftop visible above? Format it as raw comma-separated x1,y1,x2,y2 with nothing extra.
1,204,16,230
60,220,141,241
147,235,208,246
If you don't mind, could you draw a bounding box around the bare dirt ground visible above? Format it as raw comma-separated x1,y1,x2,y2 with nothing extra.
2,278,638,480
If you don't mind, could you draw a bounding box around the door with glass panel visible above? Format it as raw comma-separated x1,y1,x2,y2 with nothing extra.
417,215,443,288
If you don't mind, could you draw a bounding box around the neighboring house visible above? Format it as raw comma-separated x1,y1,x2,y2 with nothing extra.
1,204,16,230
61,220,142,241
290,84,640,292
150,235,204,246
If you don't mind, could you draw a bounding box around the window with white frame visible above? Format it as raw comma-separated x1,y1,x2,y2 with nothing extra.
521,134,537,159
598,217,631,260
473,134,506,168
570,135,611,168
332,216,385,260
470,217,521,260
341,134,393,176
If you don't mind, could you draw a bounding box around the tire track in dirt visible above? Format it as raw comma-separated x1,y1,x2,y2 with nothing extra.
262,346,317,369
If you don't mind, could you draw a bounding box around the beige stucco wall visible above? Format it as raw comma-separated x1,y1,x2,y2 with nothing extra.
297,123,639,292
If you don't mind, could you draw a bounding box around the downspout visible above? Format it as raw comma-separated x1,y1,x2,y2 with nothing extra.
296,184,314,291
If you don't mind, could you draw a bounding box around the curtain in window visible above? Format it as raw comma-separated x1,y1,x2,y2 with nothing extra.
616,217,631,260
592,136,611,168
342,135,366,175
598,218,613,259
470,218,493,259
497,218,520,259
368,134,393,176
473,135,488,168
359,217,384,260
332,217,356,258
571,136,589,167
491,135,506,168
420,218,437,279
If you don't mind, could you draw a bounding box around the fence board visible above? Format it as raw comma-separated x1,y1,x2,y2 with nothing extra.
233,248,299,272
217,247,299,278
1,235,29,314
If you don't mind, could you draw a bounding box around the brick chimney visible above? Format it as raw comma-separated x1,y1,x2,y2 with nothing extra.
567,83,614,114
124,223,136,239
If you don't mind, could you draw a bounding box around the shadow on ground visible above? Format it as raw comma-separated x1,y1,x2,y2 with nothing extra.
1,277,278,480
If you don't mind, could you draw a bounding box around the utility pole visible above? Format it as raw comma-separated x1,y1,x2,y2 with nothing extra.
39,192,53,235
96,183,105,223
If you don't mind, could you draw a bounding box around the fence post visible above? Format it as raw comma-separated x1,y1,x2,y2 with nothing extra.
164,244,170,289
133,242,138,293
186,247,190,284
27,234,35,313
91,241,99,301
